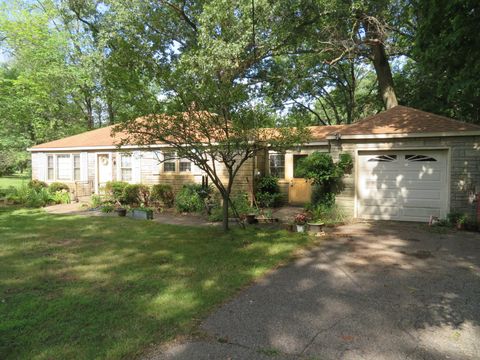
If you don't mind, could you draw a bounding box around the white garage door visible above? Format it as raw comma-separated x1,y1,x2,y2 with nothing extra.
357,150,448,222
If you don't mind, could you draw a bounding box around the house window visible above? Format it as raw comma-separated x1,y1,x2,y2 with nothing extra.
368,155,397,162
120,154,132,181
73,155,81,181
56,155,71,180
47,155,54,180
164,152,176,172
405,154,437,162
269,154,285,178
179,158,191,172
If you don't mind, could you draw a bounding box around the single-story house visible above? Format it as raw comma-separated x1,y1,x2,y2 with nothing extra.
28,106,480,222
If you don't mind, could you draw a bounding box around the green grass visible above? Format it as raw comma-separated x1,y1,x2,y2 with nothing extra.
0,207,310,359
0,173,29,189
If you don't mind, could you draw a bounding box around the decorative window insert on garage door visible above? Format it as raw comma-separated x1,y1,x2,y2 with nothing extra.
357,150,449,222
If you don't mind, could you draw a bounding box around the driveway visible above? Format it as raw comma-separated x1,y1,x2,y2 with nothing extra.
150,222,480,360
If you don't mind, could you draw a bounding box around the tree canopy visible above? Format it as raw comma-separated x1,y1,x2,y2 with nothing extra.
0,0,478,175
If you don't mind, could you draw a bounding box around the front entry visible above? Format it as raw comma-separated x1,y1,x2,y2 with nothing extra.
97,154,112,192
288,178,312,205
288,154,312,205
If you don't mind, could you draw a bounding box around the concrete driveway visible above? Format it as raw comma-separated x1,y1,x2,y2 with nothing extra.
152,222,480,360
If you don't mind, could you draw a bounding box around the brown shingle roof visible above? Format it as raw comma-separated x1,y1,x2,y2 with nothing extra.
31,121,345,150
330,105,480,137
31,124,129,149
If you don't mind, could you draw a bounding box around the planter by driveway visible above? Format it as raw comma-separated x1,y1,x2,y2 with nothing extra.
149,221,480,360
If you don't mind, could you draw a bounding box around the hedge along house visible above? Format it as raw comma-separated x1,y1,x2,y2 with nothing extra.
28,106,480,222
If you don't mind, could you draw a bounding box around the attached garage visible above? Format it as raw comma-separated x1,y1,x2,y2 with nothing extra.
327,106,480,222
357,150,448,222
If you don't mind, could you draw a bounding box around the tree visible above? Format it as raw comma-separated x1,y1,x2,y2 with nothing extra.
117,110,307,231
405,0,480,123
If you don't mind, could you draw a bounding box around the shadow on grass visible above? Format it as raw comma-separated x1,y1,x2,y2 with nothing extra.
0,207,309,359
166,221,480,359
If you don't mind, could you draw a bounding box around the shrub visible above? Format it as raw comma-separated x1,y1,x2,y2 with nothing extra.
308,203,348,226
121,184,150,207
255,175,283,208
49,182,70,193
151,184,175,208
208,192,255,222
175,184,206,213
51,190,71,204
101,204,115,213
294,152,351,206
28,179,48,191
25,188,53,208
90,194,103,208
104,181,129,202
447,212,468,226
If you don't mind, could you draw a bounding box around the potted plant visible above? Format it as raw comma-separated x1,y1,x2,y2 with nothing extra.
307,221,325,234
132,206,154,220
245,213,257,224
115,207,127,217
294,213,308,232
456,213,468,230
256,209,279,224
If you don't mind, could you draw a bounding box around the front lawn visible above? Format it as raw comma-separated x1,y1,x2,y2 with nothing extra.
0,173,28,189
0,208,309,359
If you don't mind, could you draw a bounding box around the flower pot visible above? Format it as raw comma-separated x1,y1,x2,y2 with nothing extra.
456,222,465,230
307,222,324,234
296,224,305,232
116,208,127,217
245,214,257,224
132,209,153,220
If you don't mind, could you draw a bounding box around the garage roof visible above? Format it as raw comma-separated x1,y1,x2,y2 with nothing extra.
328,105,480,138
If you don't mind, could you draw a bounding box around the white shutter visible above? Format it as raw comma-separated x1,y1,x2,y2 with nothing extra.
35,153,47,181
116,153,121,181
153,151,163,174
132,151,142,183
80,152,88,181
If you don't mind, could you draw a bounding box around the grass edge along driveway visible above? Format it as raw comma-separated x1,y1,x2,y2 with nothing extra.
0,207,311,360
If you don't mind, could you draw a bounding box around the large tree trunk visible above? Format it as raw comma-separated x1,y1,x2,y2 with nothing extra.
363,18,399,110
370,41,398,109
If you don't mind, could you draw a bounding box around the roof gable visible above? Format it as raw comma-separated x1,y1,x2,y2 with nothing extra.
331,106,480,137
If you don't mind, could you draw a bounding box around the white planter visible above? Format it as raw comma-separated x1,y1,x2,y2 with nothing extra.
296,224,305,233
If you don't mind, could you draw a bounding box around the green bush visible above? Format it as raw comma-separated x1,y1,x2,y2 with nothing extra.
208,192,255,222
28,179,48,191
255,175,282,208
25,188,54,208
294,152,351,206
101,204,115,213
151,184,175,208
104,181,129,202
307,203,348,226
90,194,103,208
49,182,70,193
175,184,206,213
51,191,71,204
121,184,150,207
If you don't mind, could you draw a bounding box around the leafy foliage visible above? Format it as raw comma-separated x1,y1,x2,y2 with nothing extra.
104,181,129,203
28,179,48,191
175,184,208,213
295,152,352,206
255,175,283,208
151,184,175,208
48,182,70,193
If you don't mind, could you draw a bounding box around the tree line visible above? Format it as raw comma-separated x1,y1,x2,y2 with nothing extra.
0,0,479,175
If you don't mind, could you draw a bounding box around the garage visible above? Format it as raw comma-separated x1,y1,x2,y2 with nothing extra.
357,150,448,222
